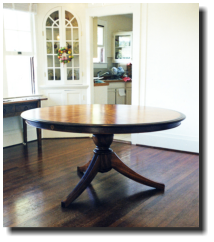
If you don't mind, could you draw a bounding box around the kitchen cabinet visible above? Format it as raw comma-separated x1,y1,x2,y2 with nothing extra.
41,87,88,138
94,83,109,104
107,82,131,105
108,89,116,104
113,31,132,63
125,82,132,105
115,89,126,104
43,88,86,107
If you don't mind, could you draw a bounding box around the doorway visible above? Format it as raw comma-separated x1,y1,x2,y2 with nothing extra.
86,4,142,143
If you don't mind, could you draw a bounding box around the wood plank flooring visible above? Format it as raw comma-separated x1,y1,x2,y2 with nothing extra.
3,138,199,228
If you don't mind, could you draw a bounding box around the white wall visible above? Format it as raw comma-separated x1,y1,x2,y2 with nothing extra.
133,3,199,153
99,15,132,58
3,3,199,152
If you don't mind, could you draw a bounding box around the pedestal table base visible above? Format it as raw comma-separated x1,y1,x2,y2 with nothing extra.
61,134,165,208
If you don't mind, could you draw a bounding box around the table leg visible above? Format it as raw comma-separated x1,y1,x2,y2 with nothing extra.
62,133,165,207
61,155,100,208
37,128,42,147
111,152,165,190
22,119,27,145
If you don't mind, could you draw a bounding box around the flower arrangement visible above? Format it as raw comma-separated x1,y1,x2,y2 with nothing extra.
57,47,73,64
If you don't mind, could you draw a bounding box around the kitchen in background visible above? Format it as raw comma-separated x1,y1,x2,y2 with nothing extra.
93,14,133,142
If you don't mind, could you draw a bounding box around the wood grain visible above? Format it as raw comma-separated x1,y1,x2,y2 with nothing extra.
21,105,185,134
3,138,199,228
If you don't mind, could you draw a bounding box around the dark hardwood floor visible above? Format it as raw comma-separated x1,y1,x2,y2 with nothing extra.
3,138,199,228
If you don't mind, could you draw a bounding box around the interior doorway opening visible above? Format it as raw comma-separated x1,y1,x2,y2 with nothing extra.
92,14,133,143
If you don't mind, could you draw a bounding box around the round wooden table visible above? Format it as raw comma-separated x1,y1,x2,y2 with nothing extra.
21,104,185,207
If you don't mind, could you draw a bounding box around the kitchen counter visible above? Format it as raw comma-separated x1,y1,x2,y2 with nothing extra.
94,79,132,86
104,79,132,83
94,80,132,105
94,82,109,87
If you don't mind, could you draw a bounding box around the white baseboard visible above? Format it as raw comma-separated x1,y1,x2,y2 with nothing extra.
132,132,199,153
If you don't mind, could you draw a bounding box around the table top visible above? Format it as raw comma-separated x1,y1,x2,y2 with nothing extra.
21,104,185,134
3,96,47,105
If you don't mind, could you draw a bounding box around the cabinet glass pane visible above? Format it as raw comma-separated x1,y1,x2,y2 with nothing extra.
115,48,131,60
66,28,71,40
46,17,53,26
50,11,59,21
54,55,60,67
116,35,131,47
46,42,53,54
73,29,78,40
46,28,52,40
74,56,79,67
48,69,54,80
67,60,72,67
121,48,131,59
71,18,78,27
67,69,73,80
66,42,72,49
47,56,53,67
65,11,74,21
53,28,60,40
73,42,79,54
74,69,79,80
55,69,61,80
54,42,60,54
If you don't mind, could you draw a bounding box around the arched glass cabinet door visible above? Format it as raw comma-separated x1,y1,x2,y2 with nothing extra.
45,10,61,82
45,8,80,84
64,10,80,83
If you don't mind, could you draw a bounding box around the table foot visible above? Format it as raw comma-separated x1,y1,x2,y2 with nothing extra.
111,152,165,190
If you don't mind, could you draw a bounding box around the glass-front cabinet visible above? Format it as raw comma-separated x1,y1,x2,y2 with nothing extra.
113,31,132,63
45,8,81,85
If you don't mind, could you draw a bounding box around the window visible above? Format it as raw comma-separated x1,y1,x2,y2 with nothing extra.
93,20,107,64
3,8,36,97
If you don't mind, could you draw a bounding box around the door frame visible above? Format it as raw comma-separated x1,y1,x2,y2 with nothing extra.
85,3,143,106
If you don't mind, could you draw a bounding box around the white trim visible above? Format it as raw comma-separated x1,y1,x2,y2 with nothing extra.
39,85,88,89
86,3,141,106
133,132,199,153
